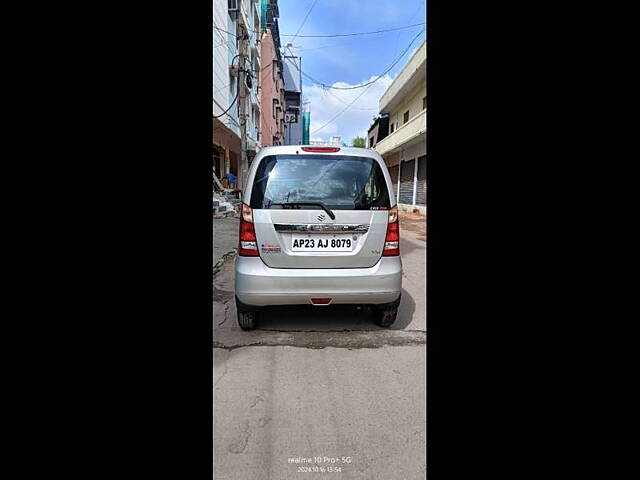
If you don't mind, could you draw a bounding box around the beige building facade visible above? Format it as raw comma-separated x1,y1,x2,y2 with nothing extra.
374,40,426,213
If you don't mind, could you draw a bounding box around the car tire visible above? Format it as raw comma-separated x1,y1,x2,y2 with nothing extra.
237,308,258,330
373,305,398,328
235,297,259,330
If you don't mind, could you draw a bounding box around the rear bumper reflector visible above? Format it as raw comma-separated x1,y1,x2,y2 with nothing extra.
310,298,332,305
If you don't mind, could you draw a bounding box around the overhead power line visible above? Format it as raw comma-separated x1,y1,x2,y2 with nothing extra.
289,28,425,91
306,30,425,134
289,0,320,44
213,91,238,119
289,46,375,134
213,25,235,37
213,55,241,120
294,23,425,54
214,26,237,53
323,88,378,111
281,22,426,38
215,22,427,40
311,82,376,135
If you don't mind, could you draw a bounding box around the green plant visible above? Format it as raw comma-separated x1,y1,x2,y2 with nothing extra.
352,136,366,148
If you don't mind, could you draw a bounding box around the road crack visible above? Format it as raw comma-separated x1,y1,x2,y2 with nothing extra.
217,299,231,326
213,248,237,278
213,330,426,350
228,420,251,454
214,359,229,388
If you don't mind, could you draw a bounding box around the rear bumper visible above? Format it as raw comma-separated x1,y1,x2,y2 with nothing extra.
234,256,402,307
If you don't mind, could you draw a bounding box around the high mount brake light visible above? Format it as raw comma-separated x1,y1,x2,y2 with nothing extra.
382,205,400,256
301,147,341,153
238,204,259,256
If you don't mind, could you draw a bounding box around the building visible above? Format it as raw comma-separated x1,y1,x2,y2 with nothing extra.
259,0,286,147
244,0,262,163
367,114,390,148
213,0,262,187
282,53,303,145
373,40,426,213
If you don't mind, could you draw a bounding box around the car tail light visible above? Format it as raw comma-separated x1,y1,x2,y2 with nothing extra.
382,205,400,256
238,204,259,256
301,147,341,153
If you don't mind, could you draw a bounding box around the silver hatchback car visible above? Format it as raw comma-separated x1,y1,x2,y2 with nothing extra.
234,145,402,330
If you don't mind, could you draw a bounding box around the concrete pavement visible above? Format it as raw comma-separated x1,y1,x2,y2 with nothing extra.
214,346,426,479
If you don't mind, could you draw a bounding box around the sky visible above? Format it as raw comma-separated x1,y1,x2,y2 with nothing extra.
276,0,426,145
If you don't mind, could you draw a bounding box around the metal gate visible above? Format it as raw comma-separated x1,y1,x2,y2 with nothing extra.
388,165,399,200
416,155,427,205
399,159,415,205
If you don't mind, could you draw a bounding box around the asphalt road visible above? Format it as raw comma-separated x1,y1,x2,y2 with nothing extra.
213,216,426,479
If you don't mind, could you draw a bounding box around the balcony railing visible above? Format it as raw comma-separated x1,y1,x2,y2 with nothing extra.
375,109,426,157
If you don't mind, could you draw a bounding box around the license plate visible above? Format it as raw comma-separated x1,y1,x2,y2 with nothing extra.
291,234,355,252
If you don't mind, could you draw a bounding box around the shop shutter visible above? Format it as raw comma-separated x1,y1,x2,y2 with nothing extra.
388,165,399,199
399,159,415,205
416,155,427,205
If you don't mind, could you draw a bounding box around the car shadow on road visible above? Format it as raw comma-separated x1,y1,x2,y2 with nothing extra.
255,288,416,332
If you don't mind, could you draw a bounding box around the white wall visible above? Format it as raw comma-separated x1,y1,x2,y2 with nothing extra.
401,139,426,163
214,1,240,136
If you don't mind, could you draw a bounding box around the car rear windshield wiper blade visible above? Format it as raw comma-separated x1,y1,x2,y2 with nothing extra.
269,202,336,220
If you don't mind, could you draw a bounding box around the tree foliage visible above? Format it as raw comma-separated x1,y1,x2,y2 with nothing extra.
352,136,366,148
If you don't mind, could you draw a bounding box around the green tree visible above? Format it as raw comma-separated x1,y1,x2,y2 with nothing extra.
352,136,366,148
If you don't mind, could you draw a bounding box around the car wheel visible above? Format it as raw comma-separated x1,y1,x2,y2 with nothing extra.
235,296,259,330
237,308,258,330
373,305,398,327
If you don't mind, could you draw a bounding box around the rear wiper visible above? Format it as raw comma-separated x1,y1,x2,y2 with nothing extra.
269,202,336,220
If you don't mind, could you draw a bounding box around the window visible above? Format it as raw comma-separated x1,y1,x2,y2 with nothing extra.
250,155,391,210
273,99,277,119
403,111,409,124
369,136,375,147
272,60,277,81
423,96,426,110
390,123,395,134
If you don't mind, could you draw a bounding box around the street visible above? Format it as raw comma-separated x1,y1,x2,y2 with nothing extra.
213,215,426,479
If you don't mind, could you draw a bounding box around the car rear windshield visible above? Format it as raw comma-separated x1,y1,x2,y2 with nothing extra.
250,155,391,210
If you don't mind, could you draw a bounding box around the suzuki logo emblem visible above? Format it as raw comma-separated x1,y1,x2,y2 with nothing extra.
317,214,326,221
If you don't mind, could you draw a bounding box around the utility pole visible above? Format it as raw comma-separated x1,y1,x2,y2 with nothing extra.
238,24,249,193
